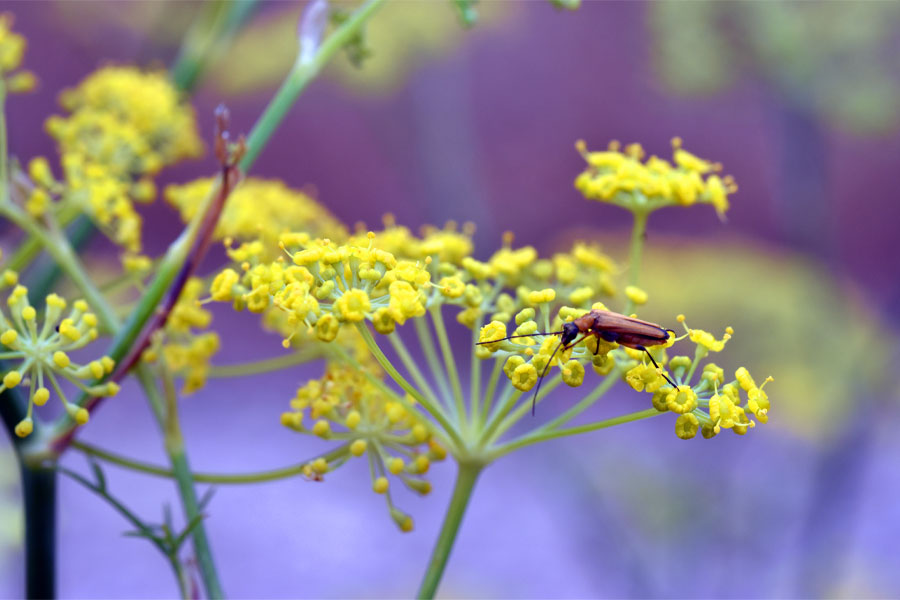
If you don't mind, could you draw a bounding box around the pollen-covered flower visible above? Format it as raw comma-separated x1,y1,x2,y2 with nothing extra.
281,363,445,531
0,285,117,437
574,138,737,219
210,231,435,347
0,15,35,95
36,66,203,251
142,278,218,394
165,177,347,260
51,66,203,171
623,318,774,439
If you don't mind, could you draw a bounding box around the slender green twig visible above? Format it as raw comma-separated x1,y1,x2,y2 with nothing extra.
414,317,454,408
539,369,621,432
469,318,482,433
416,462,483,599
490,408,664,459
479,357,503,428
387,333,442,408
429,307,467,429
170,0,259,93
623,210,648,315
354,323,464,450
207,349,320,378
71,439,351,484
485,375,563,445
56,465,193,599
239,0,386,172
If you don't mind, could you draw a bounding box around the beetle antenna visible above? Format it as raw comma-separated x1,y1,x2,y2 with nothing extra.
532,338,564,415
476,331,563,345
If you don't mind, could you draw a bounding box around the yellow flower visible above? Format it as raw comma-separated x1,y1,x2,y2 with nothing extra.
478,321,507,352
56,66,202,168
388,281,425,324
574,137,736,219
0,288,116,437
334,289,371,322
166,178,347,259
282,364,440,530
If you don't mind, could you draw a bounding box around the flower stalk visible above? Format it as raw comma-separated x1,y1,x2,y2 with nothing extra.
417,462,483,600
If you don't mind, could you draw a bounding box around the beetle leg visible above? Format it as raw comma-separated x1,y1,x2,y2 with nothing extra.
637,345,678,388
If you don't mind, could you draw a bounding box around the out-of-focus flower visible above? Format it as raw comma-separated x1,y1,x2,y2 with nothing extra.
574,138,737,220
143,278,218,395
52,66,203,170
34,66,202,251
165,177,347,261
0,14,36,94
0,282,117,437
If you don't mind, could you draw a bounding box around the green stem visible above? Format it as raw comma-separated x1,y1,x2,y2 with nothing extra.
239,0,386,172
71,439,349,484
486,375,563,445
491,408,663,459
21,464,56,600
479,357,503,428
387,333,442,407
469,321,482,431
540,369,621,432
0,202,120,331
143,367,223,599
414,317,454,408
354,323,464,450
207,350,318,378
170,0,259,93
623,210,648,315
416,462,483,599
429,307,467,429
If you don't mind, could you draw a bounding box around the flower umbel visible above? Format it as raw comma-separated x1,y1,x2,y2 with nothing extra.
0,284,118,437
574,138,737,219
281,363,445,531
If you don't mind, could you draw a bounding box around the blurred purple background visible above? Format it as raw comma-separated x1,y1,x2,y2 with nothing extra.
2,1,900,598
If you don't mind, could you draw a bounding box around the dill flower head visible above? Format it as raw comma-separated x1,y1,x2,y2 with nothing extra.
0,283,118,438
142,278,218,395
622,315,773,439
52,66,203,171
0,14,35,93
281,363,444,531
574,138,737,219
165,177,347,260
34,66,203,251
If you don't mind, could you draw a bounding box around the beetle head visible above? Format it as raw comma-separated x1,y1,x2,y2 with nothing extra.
561,322,579,346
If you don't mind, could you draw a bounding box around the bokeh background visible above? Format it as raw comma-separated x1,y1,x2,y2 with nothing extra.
2,1,900,597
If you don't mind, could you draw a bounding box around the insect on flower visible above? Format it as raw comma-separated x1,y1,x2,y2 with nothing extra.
477,309,677,414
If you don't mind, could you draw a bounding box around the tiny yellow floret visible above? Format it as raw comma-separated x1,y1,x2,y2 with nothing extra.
53,351,70,368
3,370,21,388
350,439,367,456
624,285,648,306
15,418,33,438
373,477,389,494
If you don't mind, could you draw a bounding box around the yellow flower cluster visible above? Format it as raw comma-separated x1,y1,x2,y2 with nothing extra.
0,14,36,94
0,280,118,438
210,220,618,353
281,363,445,531
165,177,347,261
210,230,433,346
622,317,772,439
143,278,218,394
34,67,202,251
53,67,203,171
574,138,737,219
477,303,617,394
